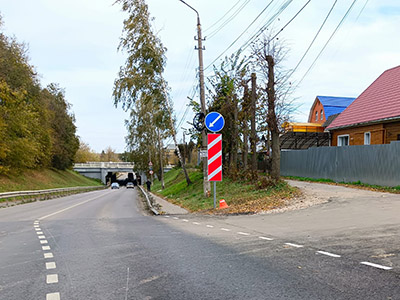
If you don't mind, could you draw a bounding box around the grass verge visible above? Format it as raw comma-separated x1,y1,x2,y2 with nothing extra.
0,169,102,193
152,168,300,214
284,176,400,194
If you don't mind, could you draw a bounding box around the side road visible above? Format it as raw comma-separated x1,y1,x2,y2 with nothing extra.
223,179,400,238
156,180,400,271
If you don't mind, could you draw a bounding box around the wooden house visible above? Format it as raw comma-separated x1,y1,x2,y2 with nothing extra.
327,65,400,146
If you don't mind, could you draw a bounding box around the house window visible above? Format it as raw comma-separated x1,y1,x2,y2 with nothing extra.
338,134,349,146
315,111,318,121
364,132,371,145
397,134,400,141
320,110,323,120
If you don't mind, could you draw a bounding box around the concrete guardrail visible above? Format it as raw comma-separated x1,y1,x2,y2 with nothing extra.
138,185,159,215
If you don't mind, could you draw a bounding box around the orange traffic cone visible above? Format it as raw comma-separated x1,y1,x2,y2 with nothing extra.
219,199,229,209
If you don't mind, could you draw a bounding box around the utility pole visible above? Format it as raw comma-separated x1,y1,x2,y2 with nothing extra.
251,72,257,173
179,0,210,197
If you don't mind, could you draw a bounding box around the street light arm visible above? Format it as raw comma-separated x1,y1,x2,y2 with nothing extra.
179,0,200,24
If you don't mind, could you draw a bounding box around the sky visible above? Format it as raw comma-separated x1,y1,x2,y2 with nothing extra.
0,0,399,153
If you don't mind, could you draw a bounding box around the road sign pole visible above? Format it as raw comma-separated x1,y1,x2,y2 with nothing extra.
213,181,216,209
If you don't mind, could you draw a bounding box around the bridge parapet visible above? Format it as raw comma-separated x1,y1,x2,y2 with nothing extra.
74,162,134,169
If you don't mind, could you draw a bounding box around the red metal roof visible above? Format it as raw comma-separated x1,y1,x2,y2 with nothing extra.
327,65,400,130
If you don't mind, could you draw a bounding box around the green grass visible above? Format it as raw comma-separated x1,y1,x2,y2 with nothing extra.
153,168,298,213
0,169,102,193
284,176,400,194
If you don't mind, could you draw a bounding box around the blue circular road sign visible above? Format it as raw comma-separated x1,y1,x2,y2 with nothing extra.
205,112,225,132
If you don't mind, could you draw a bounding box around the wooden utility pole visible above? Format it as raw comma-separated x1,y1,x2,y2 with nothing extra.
250,73,257,172
179,0,210,196
266,55,280,181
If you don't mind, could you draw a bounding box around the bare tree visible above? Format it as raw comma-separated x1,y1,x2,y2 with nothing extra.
251,34,296,181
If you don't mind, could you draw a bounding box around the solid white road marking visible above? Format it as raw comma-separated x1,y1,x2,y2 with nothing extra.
237,232,250,236
46,274,59,284
360,261,393,270
42,246,51,251
40,240,48,244
206,225,214,228
221,228,231,232
259,236,273,241
192,222,200,225
46,262,56,270
44,253,54,259
316,251,341,258
285,243,304,248
38,235,46,239
39,192,112,220
37,231,43,235
46,292,60,300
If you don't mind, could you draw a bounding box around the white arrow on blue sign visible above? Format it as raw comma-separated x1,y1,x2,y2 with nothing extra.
205,112,225,132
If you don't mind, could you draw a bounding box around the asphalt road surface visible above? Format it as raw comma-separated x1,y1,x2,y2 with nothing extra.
0,187,399,300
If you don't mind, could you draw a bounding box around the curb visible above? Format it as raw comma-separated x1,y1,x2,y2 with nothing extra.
138,185,159,215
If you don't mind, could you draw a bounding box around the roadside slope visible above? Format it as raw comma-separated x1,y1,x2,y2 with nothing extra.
0,169,102,192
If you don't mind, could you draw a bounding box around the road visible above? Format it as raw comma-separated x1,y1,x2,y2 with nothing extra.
0,186,399,299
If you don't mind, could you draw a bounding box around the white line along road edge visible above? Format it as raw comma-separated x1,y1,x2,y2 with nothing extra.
38,191,112,220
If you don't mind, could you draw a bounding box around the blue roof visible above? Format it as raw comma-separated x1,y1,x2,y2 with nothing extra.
317,96,356,118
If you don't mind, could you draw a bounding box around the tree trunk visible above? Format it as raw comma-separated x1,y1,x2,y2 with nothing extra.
250,73,257,173
243,122,248,170
232,95,239,170
266,55,280,181
157,128,165,189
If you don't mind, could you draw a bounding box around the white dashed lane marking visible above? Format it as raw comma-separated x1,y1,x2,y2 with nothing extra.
316,251,341,258
220,228,231,232
206,225,214,228
259,236,273,241
42,246,51,251
46,262,56,270
46,292,60,300
172,217,179,220
38,235,46,239
182,219,189,222
35,228,41,231
44,253,54,259
285,243,304,248
360,261,393,270
237,232,250,236
40,240,48,244
46,274,59,284
192,222,200,225
37,231,43,235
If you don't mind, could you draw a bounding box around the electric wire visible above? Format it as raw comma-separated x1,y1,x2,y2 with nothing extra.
289,0,338,77
206,0,252,40
204,0,281,71
204,0,243,33
297,0,359,86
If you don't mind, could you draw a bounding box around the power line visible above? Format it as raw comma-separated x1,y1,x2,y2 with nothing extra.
204,0,280,70
297,0,359,85
204,0,243,33
290,0,338,77
206,0,252,40
236,0,294,53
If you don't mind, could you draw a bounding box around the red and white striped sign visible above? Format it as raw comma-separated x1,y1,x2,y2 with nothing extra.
207,133,222,182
